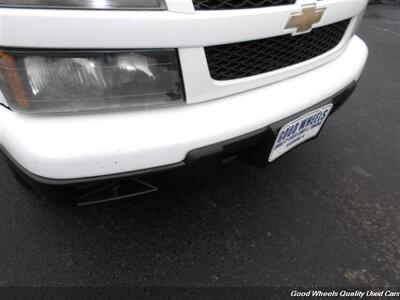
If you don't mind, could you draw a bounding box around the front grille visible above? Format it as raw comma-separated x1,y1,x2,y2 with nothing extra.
205,19,351,81
192,0,296,10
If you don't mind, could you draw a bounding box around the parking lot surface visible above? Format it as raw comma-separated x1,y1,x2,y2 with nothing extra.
0,4,399,287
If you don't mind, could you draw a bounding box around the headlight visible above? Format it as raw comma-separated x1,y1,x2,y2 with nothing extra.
0,49,184,114
0,0,165,10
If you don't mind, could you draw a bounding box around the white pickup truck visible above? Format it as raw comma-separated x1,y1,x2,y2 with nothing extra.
0,0,368,203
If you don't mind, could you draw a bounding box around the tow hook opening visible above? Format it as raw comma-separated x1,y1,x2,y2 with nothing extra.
74,178,158,206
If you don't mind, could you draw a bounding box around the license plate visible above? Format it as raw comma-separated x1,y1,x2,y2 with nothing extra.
268,104,333,162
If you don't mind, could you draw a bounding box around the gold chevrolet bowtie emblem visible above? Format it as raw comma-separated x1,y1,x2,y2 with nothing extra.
286,4,326,34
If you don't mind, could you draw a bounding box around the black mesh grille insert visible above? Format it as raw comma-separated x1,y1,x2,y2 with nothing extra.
205,19,351,81
193,0,296,10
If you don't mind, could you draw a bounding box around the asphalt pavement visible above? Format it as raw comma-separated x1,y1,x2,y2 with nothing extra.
0,4,399,287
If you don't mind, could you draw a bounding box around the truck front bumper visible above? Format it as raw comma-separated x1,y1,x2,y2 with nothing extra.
0,36,368,185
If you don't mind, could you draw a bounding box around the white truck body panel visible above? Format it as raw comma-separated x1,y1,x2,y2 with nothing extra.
0,0,369,180
0,37,368,179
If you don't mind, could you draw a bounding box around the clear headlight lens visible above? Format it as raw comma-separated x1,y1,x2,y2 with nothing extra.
0,0,165,10
0,49,184,114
